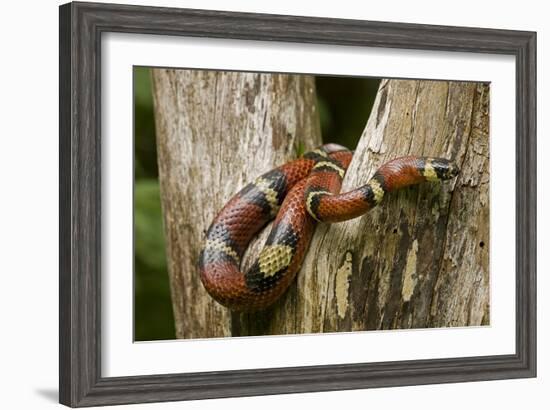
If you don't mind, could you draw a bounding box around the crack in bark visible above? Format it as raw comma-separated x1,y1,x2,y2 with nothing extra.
407,81,422,154
427,84,479,326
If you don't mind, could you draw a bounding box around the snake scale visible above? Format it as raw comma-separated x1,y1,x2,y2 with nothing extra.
199,144,459,311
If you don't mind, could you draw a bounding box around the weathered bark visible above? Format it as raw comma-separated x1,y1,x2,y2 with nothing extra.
151,69,322,339
153,72,490,339
233,79,490,336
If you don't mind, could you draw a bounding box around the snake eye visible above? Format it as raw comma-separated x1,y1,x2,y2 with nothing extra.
446,163,460,179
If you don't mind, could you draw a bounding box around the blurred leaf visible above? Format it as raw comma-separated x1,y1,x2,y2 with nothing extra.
134,67,153,108
316,96,332,138
294,141,306,157
134,179,175,341
134,67,159,180
134,179,166,271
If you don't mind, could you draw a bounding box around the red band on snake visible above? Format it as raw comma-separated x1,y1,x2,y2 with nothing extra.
199,144,459,311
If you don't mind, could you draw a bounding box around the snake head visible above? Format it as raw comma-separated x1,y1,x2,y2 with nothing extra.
426,158,460,181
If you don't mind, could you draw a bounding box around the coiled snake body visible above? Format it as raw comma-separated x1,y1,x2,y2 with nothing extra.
199,144,459,311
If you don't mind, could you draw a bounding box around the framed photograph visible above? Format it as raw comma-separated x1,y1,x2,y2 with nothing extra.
59,1,536,407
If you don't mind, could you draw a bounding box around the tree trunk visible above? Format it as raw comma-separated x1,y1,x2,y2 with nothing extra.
233,79,490,336
151,69,322,339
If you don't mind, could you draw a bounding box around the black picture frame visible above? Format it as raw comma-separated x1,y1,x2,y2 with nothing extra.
59,1,537,407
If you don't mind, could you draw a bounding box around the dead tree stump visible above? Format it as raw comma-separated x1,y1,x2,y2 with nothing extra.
153,74,490,339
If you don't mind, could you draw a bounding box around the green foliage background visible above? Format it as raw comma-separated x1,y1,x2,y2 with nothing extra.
134,67,379,341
